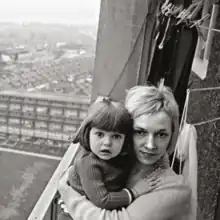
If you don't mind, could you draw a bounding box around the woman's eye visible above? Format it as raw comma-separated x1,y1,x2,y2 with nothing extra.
134,130,147,136
96,132,104,137
156,132,168,138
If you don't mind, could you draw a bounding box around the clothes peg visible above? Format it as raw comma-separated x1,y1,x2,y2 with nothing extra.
172,5,184,17
161,5,171,15
161,3,173,15
181,10,191,19
165,5,175,16
170,5,176,13
176,10,191,25
161,0,171,11
176,9,187,19
186,0,204,20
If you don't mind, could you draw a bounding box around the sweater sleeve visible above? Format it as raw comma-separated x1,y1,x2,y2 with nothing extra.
58,174,192,220
78,156,130,210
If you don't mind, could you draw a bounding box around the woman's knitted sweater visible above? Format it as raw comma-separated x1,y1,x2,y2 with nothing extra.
59,167,192,220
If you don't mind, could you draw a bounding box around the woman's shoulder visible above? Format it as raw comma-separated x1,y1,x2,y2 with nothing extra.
155,167,192,205
127,168,191,220
158,167,190,188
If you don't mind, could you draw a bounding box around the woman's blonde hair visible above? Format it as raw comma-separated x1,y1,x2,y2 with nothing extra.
125,83,179,155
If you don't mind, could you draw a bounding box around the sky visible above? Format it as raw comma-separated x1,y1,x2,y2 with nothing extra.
0,0,101,25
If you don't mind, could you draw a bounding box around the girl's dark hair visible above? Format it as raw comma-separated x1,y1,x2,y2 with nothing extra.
73,97,133,156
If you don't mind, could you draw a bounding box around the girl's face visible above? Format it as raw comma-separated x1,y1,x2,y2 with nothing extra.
133,111,172,165
89,127,125,160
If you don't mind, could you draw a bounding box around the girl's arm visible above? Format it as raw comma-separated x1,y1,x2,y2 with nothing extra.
58,169,192,220
75,158,131,209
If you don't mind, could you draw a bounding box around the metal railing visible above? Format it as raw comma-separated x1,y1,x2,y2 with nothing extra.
27,142,80,220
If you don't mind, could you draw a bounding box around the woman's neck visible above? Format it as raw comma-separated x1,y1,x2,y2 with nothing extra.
127,153,170,187
126,162,155,187
133,162,155,175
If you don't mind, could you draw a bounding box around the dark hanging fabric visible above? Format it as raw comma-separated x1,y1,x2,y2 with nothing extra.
147,1,198,118
147,16,184,90
147,0,200,174
173,27,198,116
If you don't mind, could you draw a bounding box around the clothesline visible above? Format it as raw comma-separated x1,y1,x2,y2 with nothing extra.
193,117,220,126
182,86,220,127
189,86,220,92
199,25,220,34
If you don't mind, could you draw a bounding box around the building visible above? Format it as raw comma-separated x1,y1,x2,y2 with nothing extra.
0,90,90,142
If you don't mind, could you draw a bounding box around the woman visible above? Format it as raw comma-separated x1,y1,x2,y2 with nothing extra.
58,83,192,220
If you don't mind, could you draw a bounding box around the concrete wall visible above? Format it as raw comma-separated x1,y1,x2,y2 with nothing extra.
91,0,160,102
188,4,220,220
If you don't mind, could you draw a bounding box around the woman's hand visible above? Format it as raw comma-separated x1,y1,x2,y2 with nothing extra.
57,166,74,214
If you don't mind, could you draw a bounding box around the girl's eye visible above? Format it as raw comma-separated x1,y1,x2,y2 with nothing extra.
112,134,122,140
96,132,104,137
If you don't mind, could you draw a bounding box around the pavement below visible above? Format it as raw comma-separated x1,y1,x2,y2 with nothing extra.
0,150,60,220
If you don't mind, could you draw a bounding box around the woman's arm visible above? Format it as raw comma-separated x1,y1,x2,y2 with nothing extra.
76,157,131,209
59,169,127,220
58,169,191,220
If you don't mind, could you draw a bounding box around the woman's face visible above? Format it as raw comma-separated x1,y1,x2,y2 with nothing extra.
133,111,172,165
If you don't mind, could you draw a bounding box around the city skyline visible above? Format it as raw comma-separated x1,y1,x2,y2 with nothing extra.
0,0,101,25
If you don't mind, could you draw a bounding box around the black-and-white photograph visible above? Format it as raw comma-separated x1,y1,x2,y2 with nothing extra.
0,1,219,220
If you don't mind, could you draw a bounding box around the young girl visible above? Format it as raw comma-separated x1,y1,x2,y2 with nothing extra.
58,97,160,219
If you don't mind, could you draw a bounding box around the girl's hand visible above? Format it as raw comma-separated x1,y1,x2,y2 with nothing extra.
130,175,162,199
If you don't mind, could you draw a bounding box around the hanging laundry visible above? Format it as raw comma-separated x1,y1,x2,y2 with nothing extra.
147,0,203,118
172,123,199,220
170,85,220,175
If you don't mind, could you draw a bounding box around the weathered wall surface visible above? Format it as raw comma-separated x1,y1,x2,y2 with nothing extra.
188,6,220,220
91,0,160,102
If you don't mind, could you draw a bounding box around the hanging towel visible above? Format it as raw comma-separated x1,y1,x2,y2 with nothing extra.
175,123,198,220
